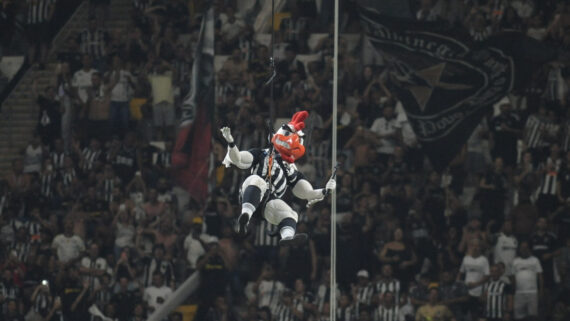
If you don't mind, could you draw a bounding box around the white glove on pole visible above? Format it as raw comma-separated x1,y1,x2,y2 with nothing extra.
326,178,336,192
220,127,234,144
306,179,337,208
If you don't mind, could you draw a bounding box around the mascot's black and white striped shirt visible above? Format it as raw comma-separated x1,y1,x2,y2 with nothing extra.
246,148,304,199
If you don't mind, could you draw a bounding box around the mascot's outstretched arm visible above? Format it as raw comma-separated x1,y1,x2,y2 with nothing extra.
220,127,253,169
292,179,336,202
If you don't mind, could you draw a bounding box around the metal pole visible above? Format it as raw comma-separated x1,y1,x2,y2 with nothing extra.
330,0,339,319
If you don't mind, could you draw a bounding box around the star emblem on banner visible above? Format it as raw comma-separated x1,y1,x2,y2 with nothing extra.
393,63,473,112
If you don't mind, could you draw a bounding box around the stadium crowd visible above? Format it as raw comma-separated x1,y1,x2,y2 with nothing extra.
1,0,570,321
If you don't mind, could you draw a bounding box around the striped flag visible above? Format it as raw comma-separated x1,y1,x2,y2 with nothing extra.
172,6,215,203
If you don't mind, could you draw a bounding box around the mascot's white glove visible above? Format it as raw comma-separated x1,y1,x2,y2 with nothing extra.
306,178,337,208
220,127,234,144
325,178,336,192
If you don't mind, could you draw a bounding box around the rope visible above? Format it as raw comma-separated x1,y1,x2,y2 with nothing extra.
268,0,276,127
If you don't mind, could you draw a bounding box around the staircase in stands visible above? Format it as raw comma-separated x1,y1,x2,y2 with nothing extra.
0,0,132,175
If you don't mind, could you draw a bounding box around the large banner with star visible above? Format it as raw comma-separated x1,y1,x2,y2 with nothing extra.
358,2,556,171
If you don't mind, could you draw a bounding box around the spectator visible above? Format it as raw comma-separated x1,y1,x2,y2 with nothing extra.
51,220,85,264
492,220,518,276
511,241,543,321
89,273,113,310
372,264,401,306
106,56,135,137
253,263,285,315
0,269,23,316
112,277,137,321
292,278,316,320
183,216,213,272
195,239,229,319
130,302,147,321
205,296,238,321
482,264,513,321
458,239,489,320
49,138,66,172
372,291,400,321
535,144,563,215
84,71,115,139
72,55,98,107
3,298,25,321
409,274,430,308
219,7,245,53
22,135,43,175
139,243,175,289
33,79,62,148
479,157,508,227
274,289,304,321
352,269,373,314
143,272,172,315
77,17,110,68
513,151,539,206
25,0,55,68
378,228,417,290
438,270,468,320
147,59,175,137
489,103,522,168
110,132,141,184
336,293,356,321
79,243,111,290
221,48,248,83
415,288,456,321
369,105,399,164
276,45,307,82
60,266,89,321
314,269,341,314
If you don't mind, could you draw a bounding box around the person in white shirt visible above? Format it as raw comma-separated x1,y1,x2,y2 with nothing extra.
183,217,215,272
493,220,518,275
370,105,399,162
143,272,173,314
79,243,112,290
51,221,85,263
458,239,489,320
220,7,245,51
72,54,98,105
23,135,43,174
106,56,135,136
511,241,543,321
255,263,285,315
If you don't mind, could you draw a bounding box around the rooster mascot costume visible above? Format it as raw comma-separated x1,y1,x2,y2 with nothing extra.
220,111,336,246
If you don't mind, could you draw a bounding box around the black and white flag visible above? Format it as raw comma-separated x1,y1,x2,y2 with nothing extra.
358,1,557,170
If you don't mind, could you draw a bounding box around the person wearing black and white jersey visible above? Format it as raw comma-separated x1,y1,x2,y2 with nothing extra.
536,144,562,215
292,278,316,319
352,270,374,317
77,17,109,65
220,111,336,246
336,293,356,321
373,265,401,307
482,264,513,321
26,0,56,67
524,105,559,166
372,292,400,321
274,290,303,321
